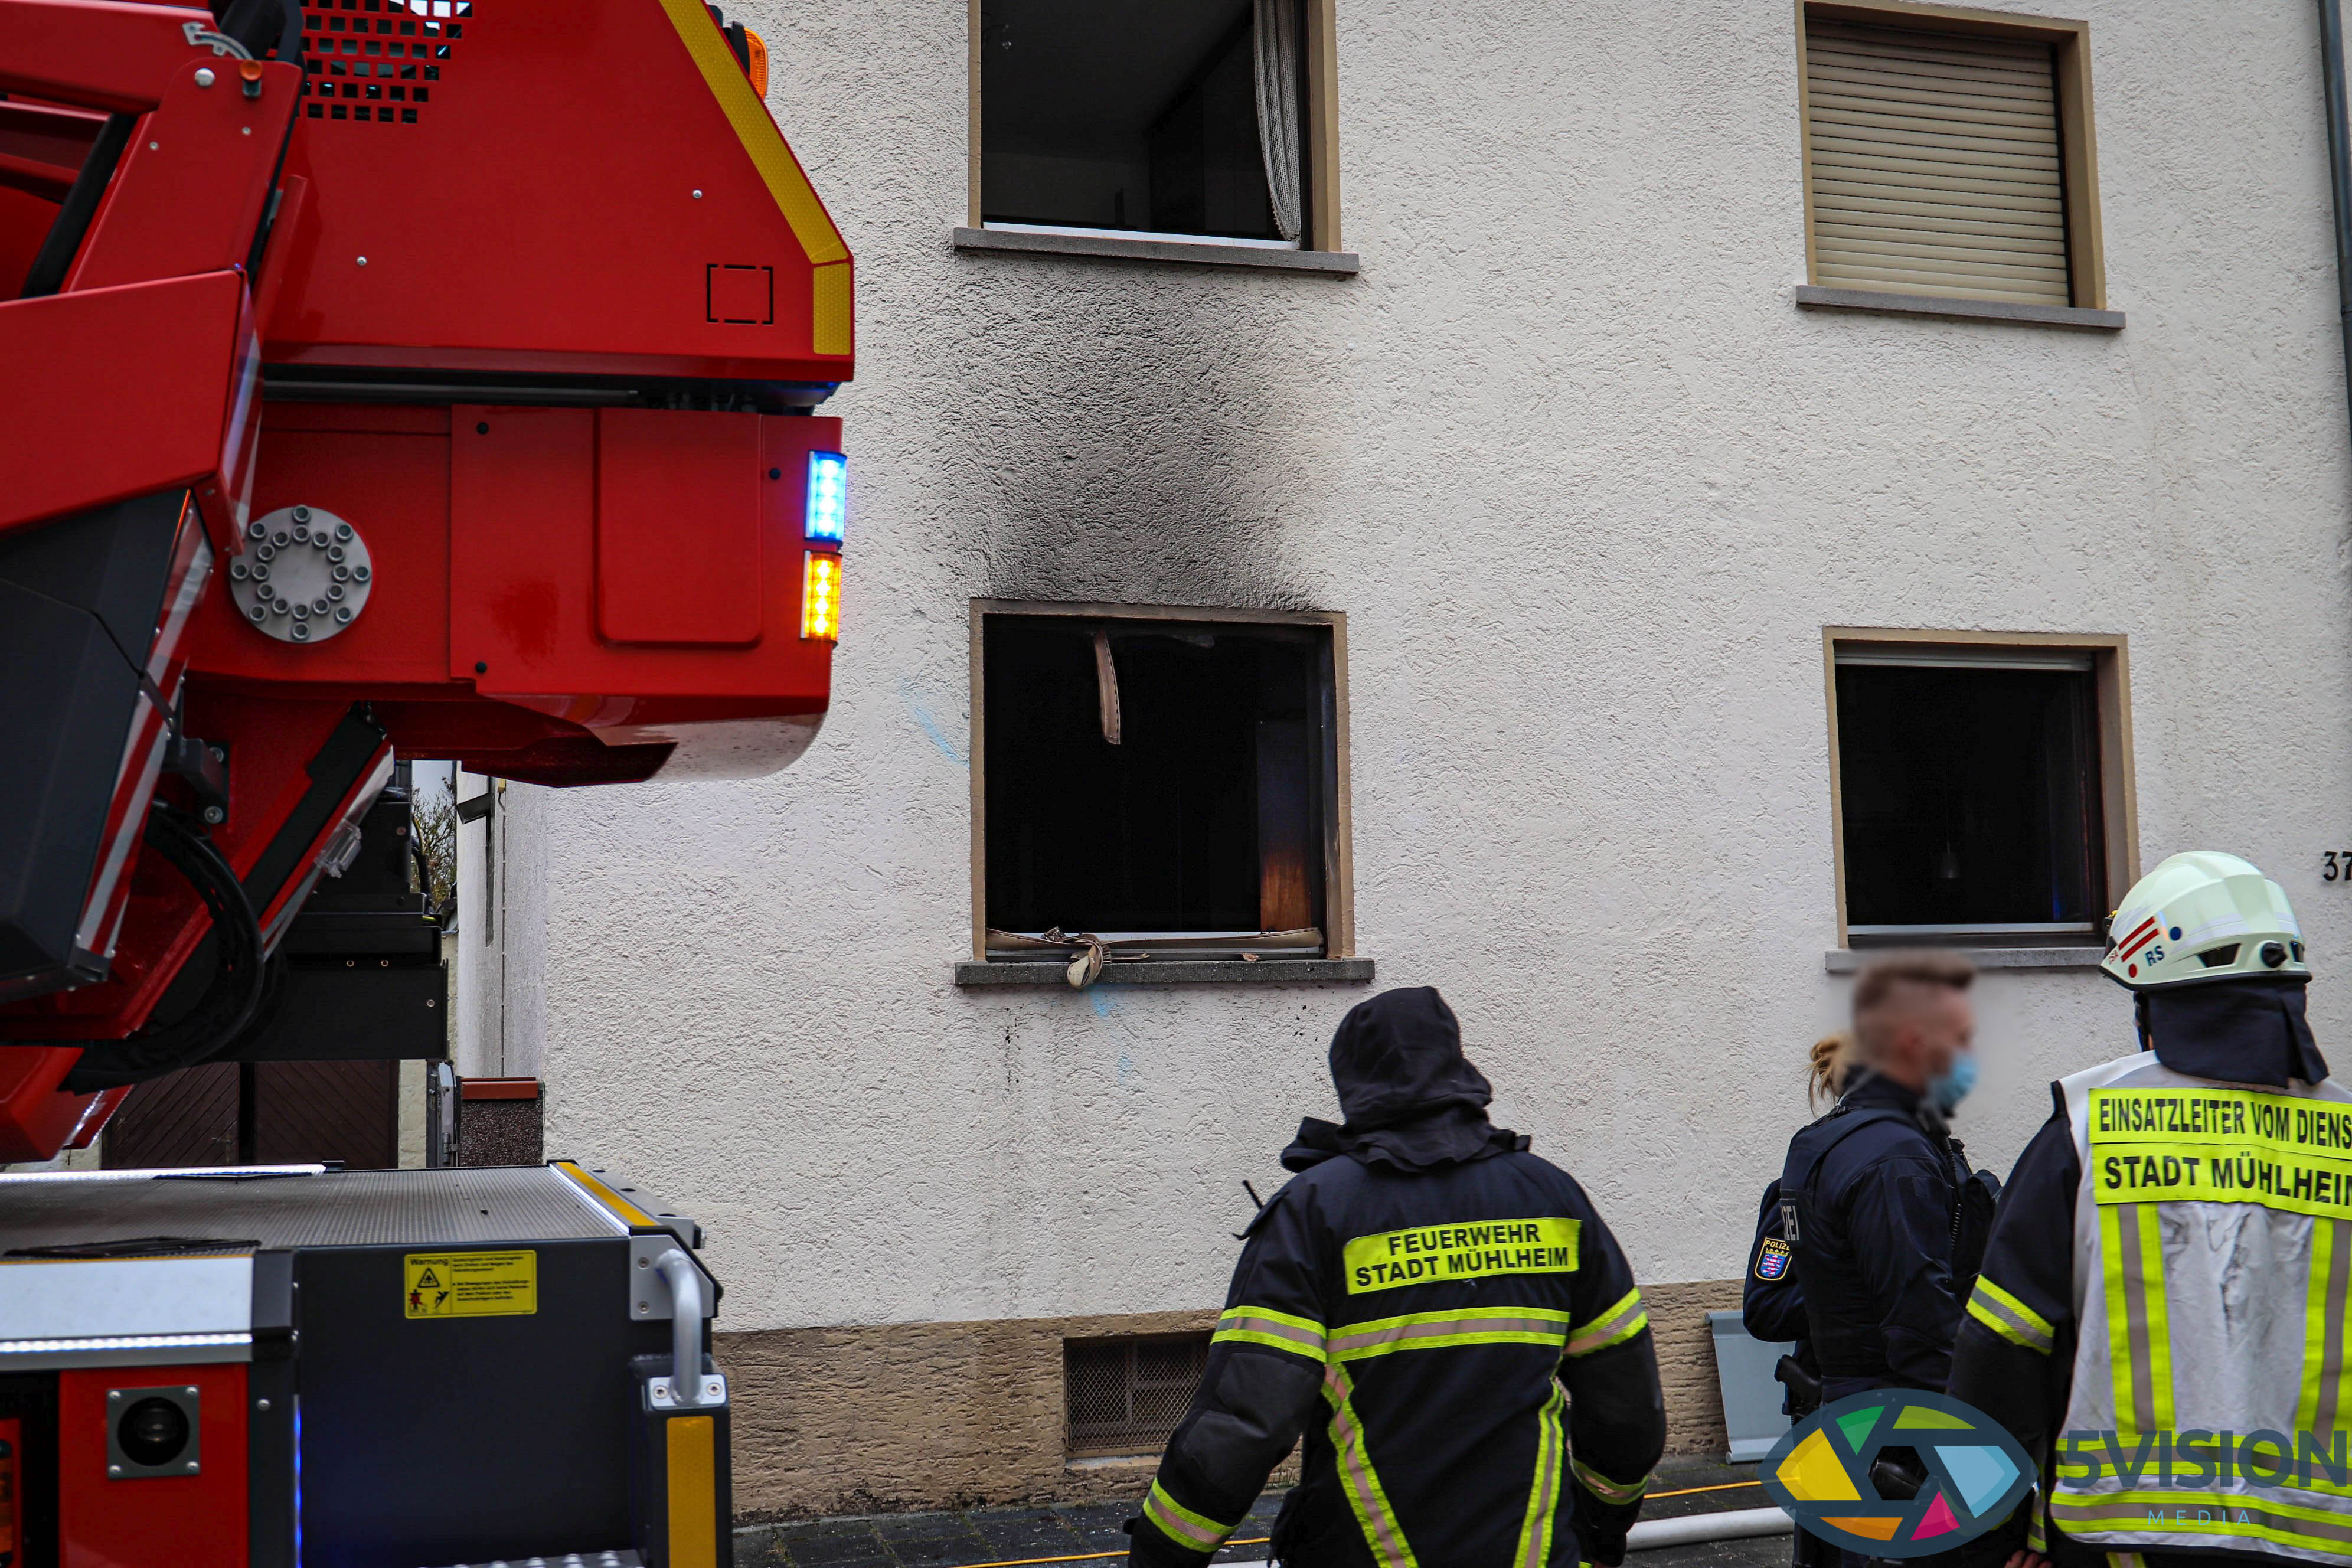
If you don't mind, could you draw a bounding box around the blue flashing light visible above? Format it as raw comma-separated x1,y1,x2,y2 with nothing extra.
293,1395,303,1565
805,451,847,544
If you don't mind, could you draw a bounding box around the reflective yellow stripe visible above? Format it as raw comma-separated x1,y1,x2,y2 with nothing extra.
2100,1203,2173,1436
665,1415,717,1568
1569,1453,1649,1507
1323,1360,1419,1568
1966,1276,2056,1355
2051,1489,2352,1559
2299,1218,2352,1438
810,260,851,358
1328,1307,1571,1362
650,0,850,265
1513,1381,1566,1568
1214,1304,1328,1361
1566,1288,1647,1357
2026,1489,2047,1554
553,1161,657,1228
1143,1479,1236,1552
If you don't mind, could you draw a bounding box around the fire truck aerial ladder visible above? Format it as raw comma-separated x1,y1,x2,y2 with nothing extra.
0,2,851,1560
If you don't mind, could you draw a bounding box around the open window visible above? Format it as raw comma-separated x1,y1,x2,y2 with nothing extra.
1827,632,2136,945
975,0,1324,250
973,605,1350,965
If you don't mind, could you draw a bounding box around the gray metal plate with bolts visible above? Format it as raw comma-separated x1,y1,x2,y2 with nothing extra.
227,505,373,642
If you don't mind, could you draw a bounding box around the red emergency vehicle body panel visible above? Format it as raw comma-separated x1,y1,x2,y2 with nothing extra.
263,0,851,383
0,97,99,286
68,58,300,292
0,8,292,544
182,404,840,778
58,1363,248,1568
0,272,259,540
0,2,221,116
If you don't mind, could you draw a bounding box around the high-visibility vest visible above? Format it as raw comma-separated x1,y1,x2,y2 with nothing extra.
2050,1047,2352,1563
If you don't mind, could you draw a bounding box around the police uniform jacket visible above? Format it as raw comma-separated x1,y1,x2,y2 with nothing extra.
1127,989,1668,1568
1778,1073,1987,1400
1742,1178,1807,1348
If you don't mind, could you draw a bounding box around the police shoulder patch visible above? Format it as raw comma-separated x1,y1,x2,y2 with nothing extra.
1753,1235,1793,1282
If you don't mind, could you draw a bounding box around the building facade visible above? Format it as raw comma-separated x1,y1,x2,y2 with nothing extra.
476,0,2352,1518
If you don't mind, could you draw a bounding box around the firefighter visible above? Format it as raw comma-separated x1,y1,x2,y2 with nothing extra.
1776,953,2000,1407
1949,852,2348,1567
1125,986,1667,1568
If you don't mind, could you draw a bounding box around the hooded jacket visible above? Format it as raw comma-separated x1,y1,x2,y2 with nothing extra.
1128,988,1668,1568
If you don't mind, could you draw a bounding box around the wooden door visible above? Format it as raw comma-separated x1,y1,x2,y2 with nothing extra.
102,1060,399,1170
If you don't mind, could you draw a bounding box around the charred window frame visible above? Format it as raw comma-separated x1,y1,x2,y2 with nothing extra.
971,603,1353,963
1825,631,2138,946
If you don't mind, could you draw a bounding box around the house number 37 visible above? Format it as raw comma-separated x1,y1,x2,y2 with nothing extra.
2325,852,2352,882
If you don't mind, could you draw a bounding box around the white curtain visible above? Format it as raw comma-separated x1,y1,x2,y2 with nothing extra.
1252,0,1304,243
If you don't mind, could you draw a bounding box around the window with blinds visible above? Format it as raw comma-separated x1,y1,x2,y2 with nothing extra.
1803,15,2073,306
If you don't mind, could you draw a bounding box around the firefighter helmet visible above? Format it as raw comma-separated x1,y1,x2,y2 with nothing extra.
2101,851,2308,989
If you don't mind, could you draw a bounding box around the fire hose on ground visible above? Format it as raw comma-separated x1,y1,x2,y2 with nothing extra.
1217,1507,1795,1563
920,1482,1793,1568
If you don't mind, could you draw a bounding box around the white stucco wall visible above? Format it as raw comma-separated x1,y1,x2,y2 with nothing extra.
516,0,2352,1333
454,773,547,1083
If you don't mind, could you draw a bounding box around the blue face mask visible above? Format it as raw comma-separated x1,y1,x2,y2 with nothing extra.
1929,1050,1978,1114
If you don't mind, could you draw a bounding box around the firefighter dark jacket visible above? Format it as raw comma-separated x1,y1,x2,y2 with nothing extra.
1126,988,1668,1568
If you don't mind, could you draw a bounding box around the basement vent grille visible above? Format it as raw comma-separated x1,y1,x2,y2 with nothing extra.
299,0,472,126
1064,1333,1210,1459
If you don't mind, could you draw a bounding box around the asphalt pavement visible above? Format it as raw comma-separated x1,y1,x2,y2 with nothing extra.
736,1457,1789,1568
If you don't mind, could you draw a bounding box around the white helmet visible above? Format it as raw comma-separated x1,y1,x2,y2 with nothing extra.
2101,851,2309,989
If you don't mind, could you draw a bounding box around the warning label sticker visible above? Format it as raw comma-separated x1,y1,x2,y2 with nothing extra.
403,1250,537,1318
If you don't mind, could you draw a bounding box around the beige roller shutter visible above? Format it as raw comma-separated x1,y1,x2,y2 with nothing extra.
1804,17,2071,305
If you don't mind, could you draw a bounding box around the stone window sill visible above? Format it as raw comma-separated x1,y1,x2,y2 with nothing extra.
953,226,1361,276
1824,946,2105,974
953,958,1376,987
1795,285,2124,331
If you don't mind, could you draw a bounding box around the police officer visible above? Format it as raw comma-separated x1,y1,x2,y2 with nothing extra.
1747,1035,1860,1347
1747,1037,1856,1568
1777,953,1999,1406
1951,852,2348,1567
1747,1178,1834,1568
1125,987,1667,1568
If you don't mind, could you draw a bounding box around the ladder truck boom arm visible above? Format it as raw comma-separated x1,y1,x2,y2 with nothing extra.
0,0,854,1159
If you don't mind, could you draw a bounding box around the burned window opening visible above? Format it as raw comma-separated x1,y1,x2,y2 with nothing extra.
1837,655,2106,937
983,614,1332,957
